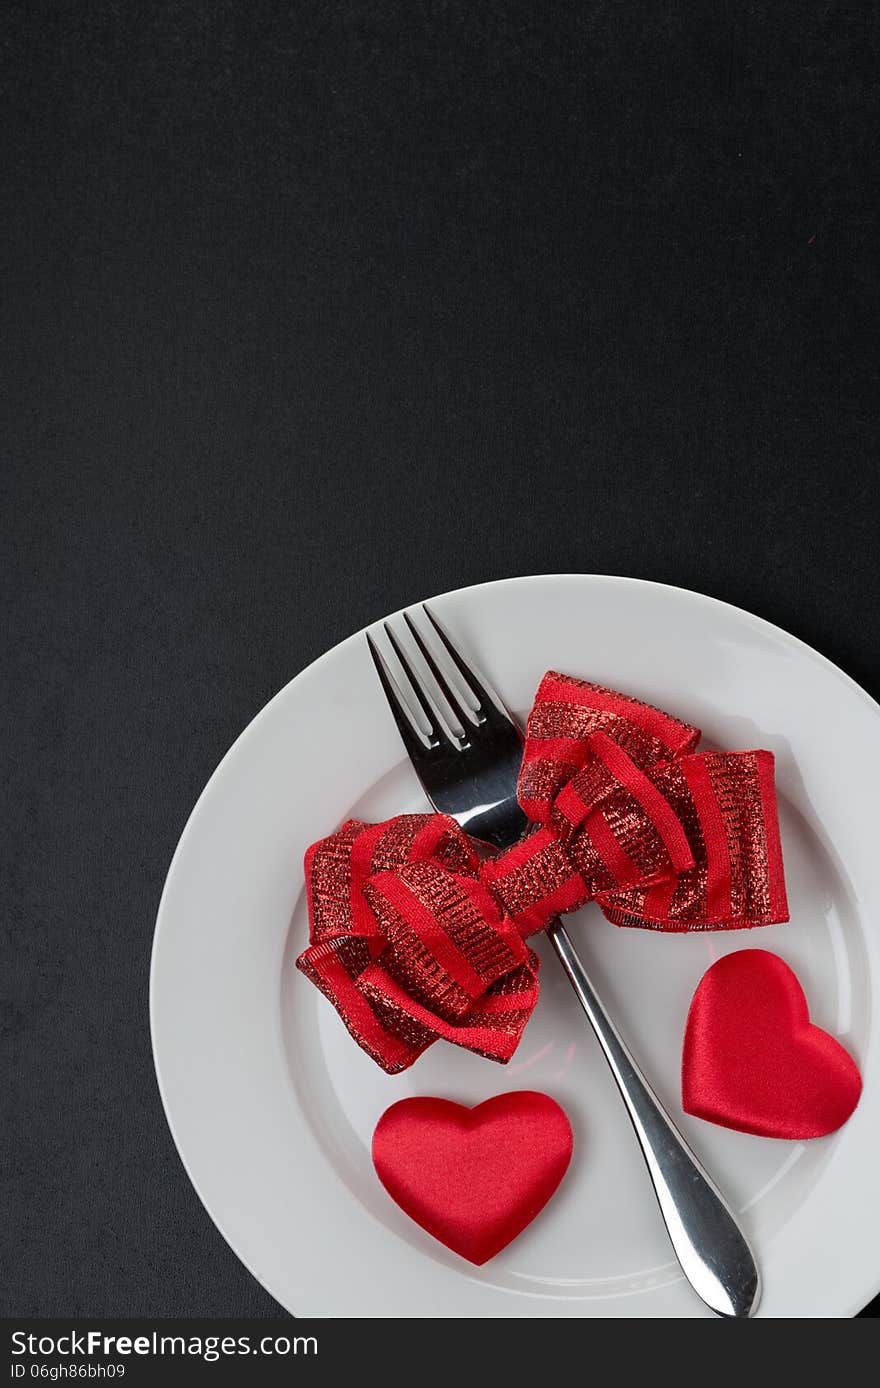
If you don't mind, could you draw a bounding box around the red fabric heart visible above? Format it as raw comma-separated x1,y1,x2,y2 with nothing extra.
372,1092,573,1265
682,950,862,1139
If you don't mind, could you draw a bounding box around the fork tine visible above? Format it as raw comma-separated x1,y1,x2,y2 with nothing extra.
420,604,513,721
382,622,453,736
383,619,469,749
366,632,439,756
401,610,479,729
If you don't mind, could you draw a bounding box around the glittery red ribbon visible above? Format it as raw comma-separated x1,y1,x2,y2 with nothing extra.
297,673,788,1073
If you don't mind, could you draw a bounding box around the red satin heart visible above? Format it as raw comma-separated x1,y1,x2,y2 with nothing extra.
682,950,862,1139
372,1092,573,1265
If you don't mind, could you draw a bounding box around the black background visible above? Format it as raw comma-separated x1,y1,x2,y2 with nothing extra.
3,2,878,1318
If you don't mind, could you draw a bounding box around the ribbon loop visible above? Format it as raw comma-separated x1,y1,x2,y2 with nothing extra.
297,674,788,1073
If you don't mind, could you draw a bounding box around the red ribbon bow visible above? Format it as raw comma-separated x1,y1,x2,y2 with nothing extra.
297,673,788,1073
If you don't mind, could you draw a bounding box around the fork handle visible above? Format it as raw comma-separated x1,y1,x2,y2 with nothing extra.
547,921,760,1318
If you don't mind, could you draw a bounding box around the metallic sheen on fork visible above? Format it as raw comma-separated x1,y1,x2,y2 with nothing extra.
367,605,761,1319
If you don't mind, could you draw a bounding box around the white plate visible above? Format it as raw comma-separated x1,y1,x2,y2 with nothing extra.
150,575,880,1318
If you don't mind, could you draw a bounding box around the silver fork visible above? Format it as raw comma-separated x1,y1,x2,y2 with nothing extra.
367,604,760,1319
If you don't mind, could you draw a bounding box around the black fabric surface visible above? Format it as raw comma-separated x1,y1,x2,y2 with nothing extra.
3,2,878,1318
